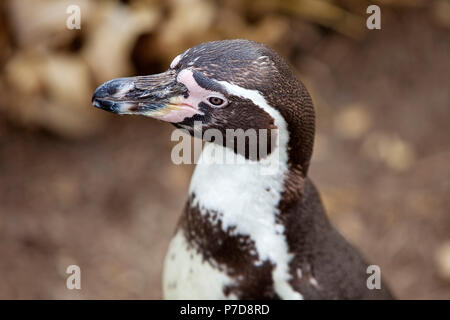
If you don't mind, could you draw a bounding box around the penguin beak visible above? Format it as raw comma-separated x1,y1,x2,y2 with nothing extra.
92,69,199,122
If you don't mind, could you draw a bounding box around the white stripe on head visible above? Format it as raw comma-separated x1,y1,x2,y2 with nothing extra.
188,82,302,299
170,53,183,69
217,81,287,134
170,49,191,69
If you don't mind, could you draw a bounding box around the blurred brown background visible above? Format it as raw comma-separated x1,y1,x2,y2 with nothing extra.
0,0,449,299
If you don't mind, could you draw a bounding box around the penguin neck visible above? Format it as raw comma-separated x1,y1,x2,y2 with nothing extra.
189,79,310,213
184,107,305,300
188,99,303,226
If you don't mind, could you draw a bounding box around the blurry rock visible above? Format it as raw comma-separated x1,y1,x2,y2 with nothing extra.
3,52,105,137
210,9,288,48
6,0,93,50
435,241,450,281
41,54,91,105
2,0,114,137
3,52,41,95
432,0,450,29
156,0,215,58
361,132,416,171
82,1,160,82
243,15,289,45
333,104,371,139
277,0,365,39
162,0,215,41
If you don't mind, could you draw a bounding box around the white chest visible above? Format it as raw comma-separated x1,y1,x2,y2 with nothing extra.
162,230,237,299
162,143,303,300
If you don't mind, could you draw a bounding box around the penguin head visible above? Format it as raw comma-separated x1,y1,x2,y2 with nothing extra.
93,40,314,167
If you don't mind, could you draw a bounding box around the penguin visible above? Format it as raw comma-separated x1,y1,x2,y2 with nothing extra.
92,39,394,300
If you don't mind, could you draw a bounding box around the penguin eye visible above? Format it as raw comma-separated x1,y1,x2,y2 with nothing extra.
208,97,225,106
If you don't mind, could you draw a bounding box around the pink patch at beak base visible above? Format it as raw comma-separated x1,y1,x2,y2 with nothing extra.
160,104,201,122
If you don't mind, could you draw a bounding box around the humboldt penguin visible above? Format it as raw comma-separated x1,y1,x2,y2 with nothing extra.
92,39,394,300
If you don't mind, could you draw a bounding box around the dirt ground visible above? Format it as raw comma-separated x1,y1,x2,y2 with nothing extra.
0,10,449,299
